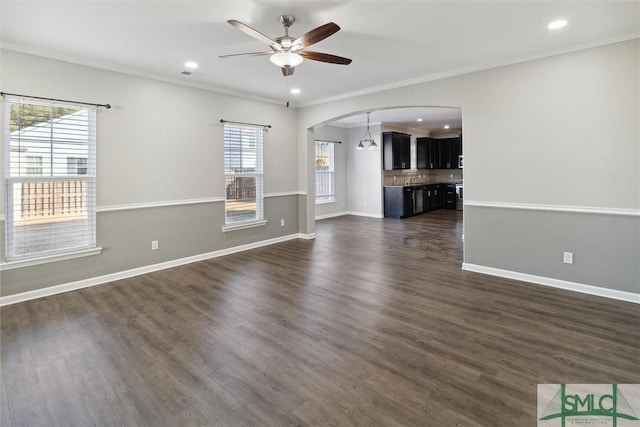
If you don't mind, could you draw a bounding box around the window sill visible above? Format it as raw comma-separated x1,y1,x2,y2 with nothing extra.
0,247,103,271
316,199,336,205
222,220,267,233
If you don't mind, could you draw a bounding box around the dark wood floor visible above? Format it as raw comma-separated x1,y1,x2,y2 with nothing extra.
1,210,639,426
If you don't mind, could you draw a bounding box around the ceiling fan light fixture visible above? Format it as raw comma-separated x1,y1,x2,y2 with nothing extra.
270,51,303,68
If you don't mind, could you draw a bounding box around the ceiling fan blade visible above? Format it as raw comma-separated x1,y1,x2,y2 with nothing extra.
227,20,282,50
293,22,340,49
219,51,273,59
300,51,352,65
282,67,294,77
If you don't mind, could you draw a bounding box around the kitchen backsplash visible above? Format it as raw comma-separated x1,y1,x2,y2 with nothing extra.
383,169,463,186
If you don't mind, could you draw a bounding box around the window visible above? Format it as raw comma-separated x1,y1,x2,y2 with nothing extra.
26,156,43,175
223,123,263,225
67,157,88,175
4,98,97,260
315,141,335,204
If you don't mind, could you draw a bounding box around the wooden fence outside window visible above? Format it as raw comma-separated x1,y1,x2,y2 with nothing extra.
19,181,87,223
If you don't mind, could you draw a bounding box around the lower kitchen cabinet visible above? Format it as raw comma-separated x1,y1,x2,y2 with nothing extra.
424,184,442,212
384,183,459,218
384,186,414,219
443,184,457,210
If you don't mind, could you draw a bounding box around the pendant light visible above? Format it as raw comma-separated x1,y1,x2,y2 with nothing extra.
359,112,377,150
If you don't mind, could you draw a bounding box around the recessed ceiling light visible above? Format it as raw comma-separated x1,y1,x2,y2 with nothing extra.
184,61,198,69
290,88,301,95
548,19,568,30
416,118,423,122
444,125,450,129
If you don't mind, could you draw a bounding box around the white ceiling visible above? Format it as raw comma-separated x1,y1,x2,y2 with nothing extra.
1,1,638,119
329,107,462,132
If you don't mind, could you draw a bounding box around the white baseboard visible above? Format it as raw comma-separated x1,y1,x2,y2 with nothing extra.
0,233,314,307
462,263,640,304
315,211,384,220
346,211,384,219
315,211,349,220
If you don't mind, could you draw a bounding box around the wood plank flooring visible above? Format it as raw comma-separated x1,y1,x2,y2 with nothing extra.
1,210,639,426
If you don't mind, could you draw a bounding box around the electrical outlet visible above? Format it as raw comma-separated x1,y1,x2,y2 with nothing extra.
152,240,159,251
563,252,573,264
280,219,285,227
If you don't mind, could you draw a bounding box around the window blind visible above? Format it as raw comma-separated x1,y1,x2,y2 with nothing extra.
223,123,263,224
4,98,97,260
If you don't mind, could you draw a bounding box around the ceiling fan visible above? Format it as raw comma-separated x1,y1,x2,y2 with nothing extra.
219,15,352,76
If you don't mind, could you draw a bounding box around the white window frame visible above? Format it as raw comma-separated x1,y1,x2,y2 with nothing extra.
315,141,335,204
3,97,100,266
222,123,265,231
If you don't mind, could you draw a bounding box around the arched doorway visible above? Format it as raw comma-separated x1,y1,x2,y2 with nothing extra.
309,106,463,221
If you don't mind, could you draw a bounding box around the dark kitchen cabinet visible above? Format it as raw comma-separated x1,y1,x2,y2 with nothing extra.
416,138,427,169
424,184,442,211
417,136,462,169
443,184,457,210
438,136,462,169
439,139,452,168
417,137,438,169
424,186,432,211
451,135,462,168
386,182,457,218
383,132,411,170
433,185,443,209
384,186,413,218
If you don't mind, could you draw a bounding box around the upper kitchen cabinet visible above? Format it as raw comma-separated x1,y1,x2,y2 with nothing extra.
452,134,462,164
417,135,462,169
416,137,430,169
441,136,462,169
383,131,411,170
416,137,439,169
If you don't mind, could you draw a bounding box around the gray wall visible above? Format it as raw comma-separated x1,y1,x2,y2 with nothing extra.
464,206,639,293
0,49,302,297
298,39,639,295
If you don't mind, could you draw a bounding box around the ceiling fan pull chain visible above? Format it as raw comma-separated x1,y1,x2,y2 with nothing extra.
286,78,290,108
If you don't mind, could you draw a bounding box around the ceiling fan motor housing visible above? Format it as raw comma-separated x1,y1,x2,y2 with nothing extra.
279,15,295,28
